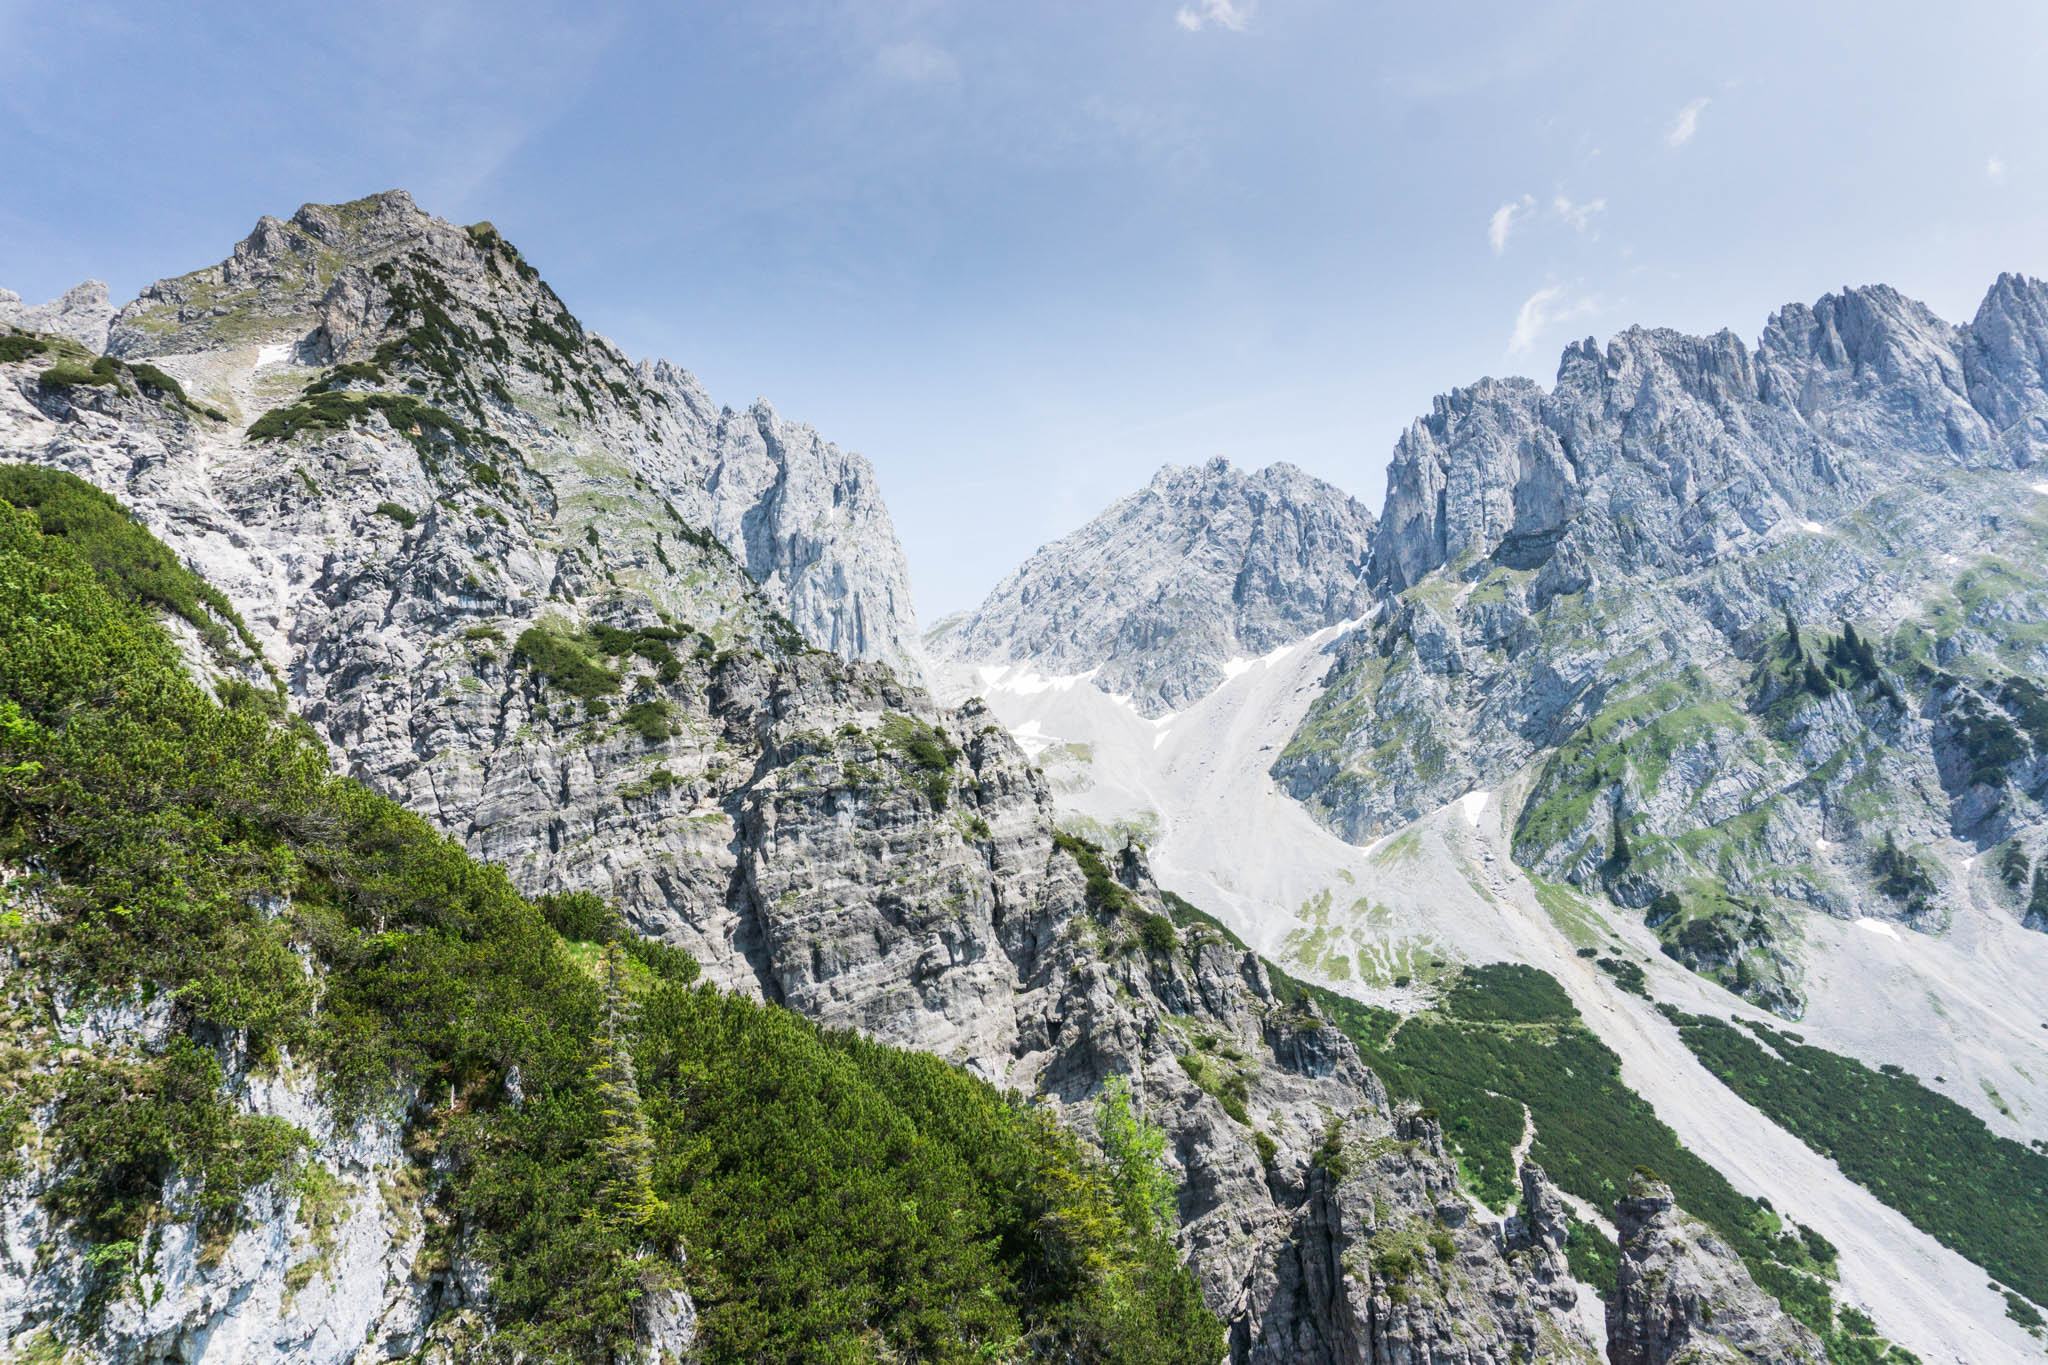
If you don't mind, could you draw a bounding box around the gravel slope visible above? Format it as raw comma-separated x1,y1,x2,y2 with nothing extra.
934,629,2048,1363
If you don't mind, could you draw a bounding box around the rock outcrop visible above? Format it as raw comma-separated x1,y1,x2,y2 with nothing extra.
1607,1176,1825,1364
1245,1125,1595,1363
0,279,115,351
934,456,1376,715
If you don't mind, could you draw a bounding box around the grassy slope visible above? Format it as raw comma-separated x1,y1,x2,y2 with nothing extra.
1669,1008,2048,1313
0,468,1220,1362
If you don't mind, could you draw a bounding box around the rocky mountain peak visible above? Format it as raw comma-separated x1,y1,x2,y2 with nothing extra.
934,455,1376,715
109,190,468,359
1281,270,2048,1025
0,279,115,351
66,189,923,671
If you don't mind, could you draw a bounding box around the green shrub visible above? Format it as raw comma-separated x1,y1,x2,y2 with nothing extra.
1426,1224,1457,1263
1871,832,1938,911
1176,1052,1250,1125
1052,830,1141,917
247,391,483,456
40,356,123,389
621,699,672,743
1999,842,2032,891
539,889,617,940
878,711,960,809
1595,956,1650,998
122,361,206,414
50,1039,307,1248
1,329,54,363
1138,911,1178,957
512,624,619,700
1291,957,1856,1343
1440,963,1576,1025
374,501,418,529
1564,1218,1619,1296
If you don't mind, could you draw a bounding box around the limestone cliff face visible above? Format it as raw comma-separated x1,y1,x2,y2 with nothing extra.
934,456,1377,716
1607,1178,1825,1365
1275,279,2048,1013
636,360,920,677
0,195,1583,1361
1245,1132,1596,1364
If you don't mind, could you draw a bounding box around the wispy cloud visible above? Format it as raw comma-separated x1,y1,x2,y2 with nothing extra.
1489,191,1604,255
1986,155,2007,183
875,38,959,87
1175,0,1251,32
1488,195,1534,255
1551,192,1606,234
1665,96,1710,149
1509,284,1597,355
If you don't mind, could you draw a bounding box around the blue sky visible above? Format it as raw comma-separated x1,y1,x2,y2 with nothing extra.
5,2,2046,619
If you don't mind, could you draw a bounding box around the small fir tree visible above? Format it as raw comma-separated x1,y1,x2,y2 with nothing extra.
1096,1075,1176,1235
592,943,662,1230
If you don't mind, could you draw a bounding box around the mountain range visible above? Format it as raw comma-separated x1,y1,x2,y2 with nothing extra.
3,191,2045,1363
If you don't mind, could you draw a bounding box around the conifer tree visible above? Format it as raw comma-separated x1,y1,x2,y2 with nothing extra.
592,943,662,1230
1999,841,2031,892
1096,1075,1176,1235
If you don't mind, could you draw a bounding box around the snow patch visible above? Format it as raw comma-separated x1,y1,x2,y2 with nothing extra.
2032,481,2048,496
1007,719,1056,757
1799,519,1828,534
1152,729,1171,751
1455,790,1491,827
1854,918,1902,942
1221,642,1294,684
255,342,293,369
983,665,1097,697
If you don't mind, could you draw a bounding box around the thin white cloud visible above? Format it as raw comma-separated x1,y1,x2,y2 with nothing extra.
1488,195,1534,255
875,38,959,86
1175,0,1251,32
1509,284,1598,355
1552,192,1606,234
1986,155,2007,182
1665,96,1710,149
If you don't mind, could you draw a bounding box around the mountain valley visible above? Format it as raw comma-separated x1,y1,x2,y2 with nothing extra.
2,190,2045,1364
